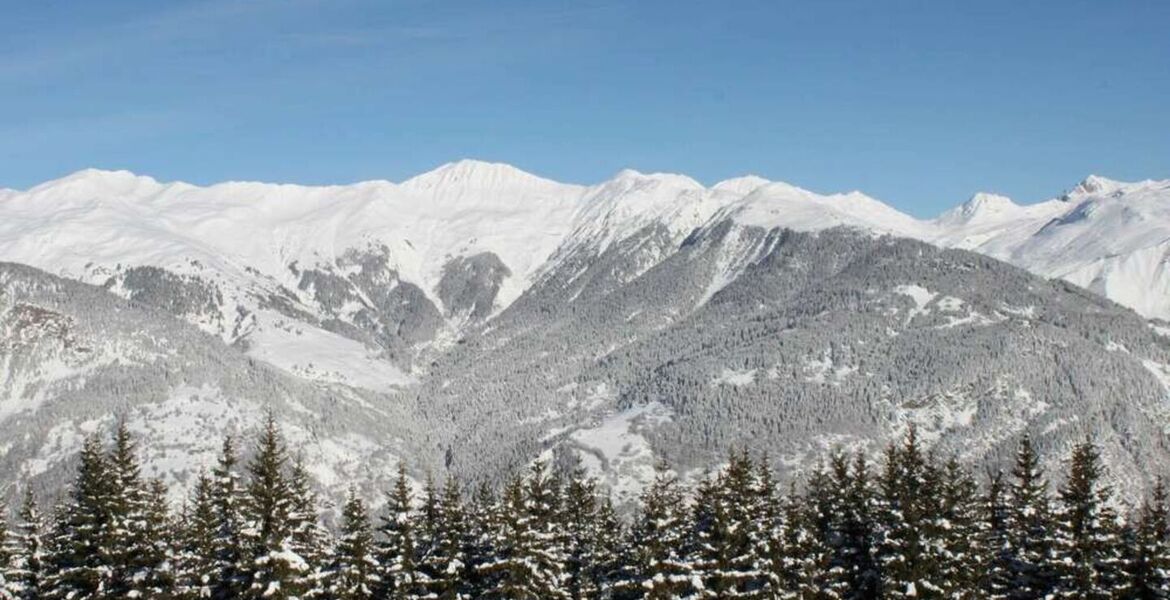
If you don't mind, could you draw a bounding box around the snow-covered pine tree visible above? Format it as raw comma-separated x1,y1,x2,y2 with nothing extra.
774,482,822,599
176,471,218,600
287,457,327,596
520,461,568,598
615,466,695,599
375,463,426,599
1052,440,1123,598
752,459,785,598
138,479,177,597
826,452,879,599
211,435,248,599
6,491,45,600
1121,478,1170,598
588,495,624,598
689,450,768,597
243,414,306,600
685,471,722,597
1004,435,1057,599
419,474,441,557
935,457,985,596
464,482,498,598
42,434,115,600
1,498,15,599
982,470,1013,598
875,428,949,599
105,421,149,597
326,488,379,600
559,461,601,600
477,464,568,600
422,476,469,600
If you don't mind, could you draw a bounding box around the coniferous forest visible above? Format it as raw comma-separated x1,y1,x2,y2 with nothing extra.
0,417,1166,599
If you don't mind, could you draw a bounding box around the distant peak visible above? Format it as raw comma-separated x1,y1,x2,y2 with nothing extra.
936,192,1019,225
28,168,161,195
1060,174,1125,201
965,191,1017,211
751,180,816,198
712,175,771,196
401,159,557,190
608,168,704,190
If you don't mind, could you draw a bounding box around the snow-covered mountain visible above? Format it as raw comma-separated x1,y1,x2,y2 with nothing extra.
3,161,1170,504
935,175,1170,321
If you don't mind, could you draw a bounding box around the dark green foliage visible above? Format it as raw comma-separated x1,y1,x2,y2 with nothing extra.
43,434,115,599
1122,479,1170,599
376,464,426,599
1052,440,1123,598
14,421,1170,599
211,435,248,599
617,466,694,599
326,488,379,599
4,491,45,600
242,413,306,600
176,471,218,600
1003,435,1058,599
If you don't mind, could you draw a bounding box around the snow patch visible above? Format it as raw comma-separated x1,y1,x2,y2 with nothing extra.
568,402,674,507
711,367,757,387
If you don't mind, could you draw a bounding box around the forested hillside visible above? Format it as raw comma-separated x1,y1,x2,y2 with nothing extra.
7,225,1170,510
1,419,1165,598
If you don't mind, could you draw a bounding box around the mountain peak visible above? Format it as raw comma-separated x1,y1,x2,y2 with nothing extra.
401,159,557,191
935,192,1019,226
608,168,704,190
28,168,162,196
712,175,771,196
1060,174,1126,201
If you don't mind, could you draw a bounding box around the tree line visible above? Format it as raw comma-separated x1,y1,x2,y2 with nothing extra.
0,418,1166,599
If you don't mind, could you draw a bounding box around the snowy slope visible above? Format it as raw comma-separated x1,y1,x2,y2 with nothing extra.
5,163,1170,503
3,163,1170,378
933,176,1170,320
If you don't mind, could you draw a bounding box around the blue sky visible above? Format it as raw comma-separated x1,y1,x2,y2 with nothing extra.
2,0,1167,216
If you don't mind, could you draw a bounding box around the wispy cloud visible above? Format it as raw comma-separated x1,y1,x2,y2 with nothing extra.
0,0,324,82
0,109,196,152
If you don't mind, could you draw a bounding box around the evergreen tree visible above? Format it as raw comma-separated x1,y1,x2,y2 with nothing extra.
287,457,326,595
875,430,957,598
105,421,148,597
936,457,985,597
464,482,498,598
687,450,768,597
826,451,879,599
1003,435,1057,600
375,463,426,599
10,491,45,600
1,498,15,599
176,471,219,600
520,461,568,598
326,488,379,600
1052,440,1123,598
589,495,624,598
243,414,306,600
43,434,115,600
616,466,695,599
138,478,178,598
753,460,786,599
559,463,601,600
478,464,568,600
211,435,248,599
1122,479,1170,599
775,482,823,599
422,476,469,600
982,470,1014,598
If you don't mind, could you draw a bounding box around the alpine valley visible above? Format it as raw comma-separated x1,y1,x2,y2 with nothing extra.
3,160,1170,506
